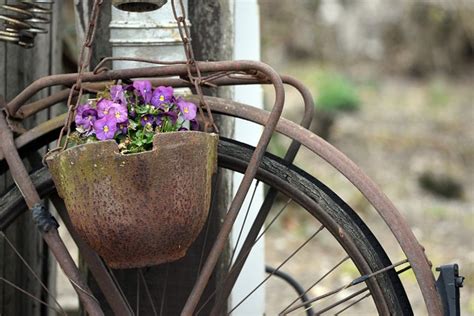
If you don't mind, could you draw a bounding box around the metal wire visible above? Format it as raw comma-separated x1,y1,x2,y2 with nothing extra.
0,231,66,315
280,255,350,314
0,277,64,314
282,259,410,315
195,198,293,315
139,269,158,316
229,225,326,314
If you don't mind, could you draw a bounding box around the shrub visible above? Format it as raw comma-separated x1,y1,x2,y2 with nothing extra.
315,72,360,113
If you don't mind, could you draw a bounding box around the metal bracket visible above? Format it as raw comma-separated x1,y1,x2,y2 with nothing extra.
436,264,464,316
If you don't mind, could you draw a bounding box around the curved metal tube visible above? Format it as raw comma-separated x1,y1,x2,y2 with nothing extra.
5,60,276,116
190,95,443,316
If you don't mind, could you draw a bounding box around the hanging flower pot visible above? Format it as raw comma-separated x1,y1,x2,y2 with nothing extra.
46,81,218,269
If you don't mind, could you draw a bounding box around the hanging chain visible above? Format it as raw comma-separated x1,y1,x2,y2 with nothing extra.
171,0,219,133
51,0,103,155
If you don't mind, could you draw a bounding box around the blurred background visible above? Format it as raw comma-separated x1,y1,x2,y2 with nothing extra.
258,0,473,314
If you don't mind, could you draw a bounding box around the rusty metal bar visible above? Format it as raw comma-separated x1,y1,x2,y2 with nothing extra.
10,74,310,125
16,89,75,119
0,114,66,161
190,96,443,316
209,75,315,315
50,194,133,316
180,63,285,315
0,110,104,316
5,61,276,116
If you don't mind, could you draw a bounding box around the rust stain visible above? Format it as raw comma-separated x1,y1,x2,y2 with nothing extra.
46,131,218,269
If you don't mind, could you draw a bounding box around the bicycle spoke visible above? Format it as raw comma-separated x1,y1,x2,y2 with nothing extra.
0,231,66,315
281,255,350,314
283,259,410,314
284,283,350,315
160,263,170,316
313,286,369,315
230,180,260,263
195,198,293,315
106,264,134,312
256,198,292,242
334,292,371,315
0,277,65,314
139,269,158,316
136,271,140,316
229,225,325,314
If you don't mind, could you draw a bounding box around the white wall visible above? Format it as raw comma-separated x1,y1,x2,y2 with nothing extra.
231,1,265,315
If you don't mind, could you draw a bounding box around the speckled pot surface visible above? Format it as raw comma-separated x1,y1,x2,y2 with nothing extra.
46,131,218,269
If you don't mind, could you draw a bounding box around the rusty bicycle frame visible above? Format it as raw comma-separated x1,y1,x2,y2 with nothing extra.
0,59,444,315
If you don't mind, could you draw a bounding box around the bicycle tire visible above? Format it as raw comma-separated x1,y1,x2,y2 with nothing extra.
0,137,412,315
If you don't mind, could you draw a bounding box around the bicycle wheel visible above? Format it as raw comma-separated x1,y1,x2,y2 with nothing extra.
0,137,412,315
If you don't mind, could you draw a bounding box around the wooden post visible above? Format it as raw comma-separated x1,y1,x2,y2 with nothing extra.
0,1,62,315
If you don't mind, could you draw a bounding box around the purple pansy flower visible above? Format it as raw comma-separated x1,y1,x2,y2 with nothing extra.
154,115,163,127
190,119,199,131
97,99,124,119
129,106,137,119
75,103,98,132
108,105,128,123
94,116,117,140
159,111,178,124
117,120,129,134
140,114,155,126
110,85,127,105
73,81,201,153
133,80,152,104
177,99,197,120
151,86,174,108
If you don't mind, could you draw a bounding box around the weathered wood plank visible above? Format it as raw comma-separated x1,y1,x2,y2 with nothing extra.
0,0,6,311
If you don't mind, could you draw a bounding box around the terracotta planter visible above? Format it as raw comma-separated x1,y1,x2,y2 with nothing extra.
46,131,218,269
